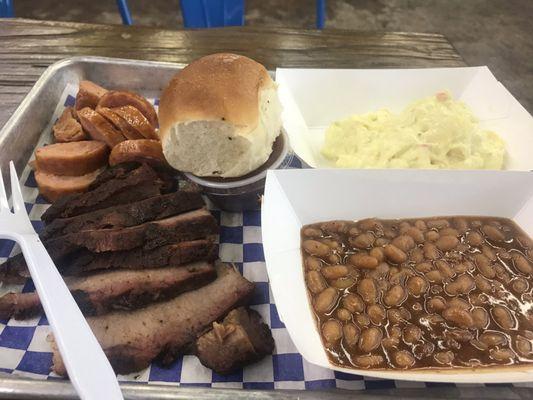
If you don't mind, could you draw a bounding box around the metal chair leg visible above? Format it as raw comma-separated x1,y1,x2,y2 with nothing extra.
316,0,325,29
116,0,133,25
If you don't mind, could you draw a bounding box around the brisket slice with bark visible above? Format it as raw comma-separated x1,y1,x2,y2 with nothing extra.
87,162,140,189
41,163,173,223
51,263,255,375
61,239,217,275
0,239,217,282
0,239,81,284
41,191,205,240
45,208,218,254
0,262,216,319
88,162,176,192
195,307,275,375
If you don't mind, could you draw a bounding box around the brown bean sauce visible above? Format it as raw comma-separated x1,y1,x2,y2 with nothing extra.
301,217,533,370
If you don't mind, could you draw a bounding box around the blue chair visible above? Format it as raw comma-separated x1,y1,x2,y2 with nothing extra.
2,0,325,29
116,0,133,25
179,0,326,29
180,0,244,28
0,0,14,18
316,0,326,29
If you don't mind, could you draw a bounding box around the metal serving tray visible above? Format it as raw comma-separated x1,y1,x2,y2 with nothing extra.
0,56,183,188
0,55,348,400
0,56,531,400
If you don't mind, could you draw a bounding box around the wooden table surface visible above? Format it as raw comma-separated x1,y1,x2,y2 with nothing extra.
0,18,465,130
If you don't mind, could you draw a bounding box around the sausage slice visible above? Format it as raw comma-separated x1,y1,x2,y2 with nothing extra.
96,106,144,140
75,80,108,110
98,90,158,128
111,105,158,140
110,139,170,169
53,107,87,142
35,141,109,176
35,168,104,203
77,107,126,148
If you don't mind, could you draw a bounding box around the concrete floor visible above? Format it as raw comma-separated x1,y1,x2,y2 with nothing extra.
12,0,533,112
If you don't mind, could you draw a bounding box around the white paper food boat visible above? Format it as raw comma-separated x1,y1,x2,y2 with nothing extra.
262,168,533,383
276,67,533,171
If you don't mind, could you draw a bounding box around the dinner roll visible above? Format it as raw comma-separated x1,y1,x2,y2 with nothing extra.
158,53,282,178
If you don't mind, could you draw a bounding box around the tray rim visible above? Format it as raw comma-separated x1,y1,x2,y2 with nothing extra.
0,55,187,142
1,56,532,398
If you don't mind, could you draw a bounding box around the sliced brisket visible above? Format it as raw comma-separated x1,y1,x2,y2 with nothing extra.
0,239,217,281
195,307,275,374
45,208,217,254
41,191,204,240
51,263,255,375
0,255,27,284
41,164,170,223
0,262,216,319
87,162,176,193
87,162,141,190
62,239,217,275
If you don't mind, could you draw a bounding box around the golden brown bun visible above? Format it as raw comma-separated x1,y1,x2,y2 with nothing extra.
158,53,282,178
159,53,274,136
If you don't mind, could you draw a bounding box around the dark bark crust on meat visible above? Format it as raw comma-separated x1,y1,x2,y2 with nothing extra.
87,162,140,189
42,209,218,255
0,293,41,319
51,264,255,376
195,308,275,374
0,263,217,319
62,239,218,275
0,239,217,281
41,191,204,240
41,163,173,222
87,162,176,192
74,263,217,316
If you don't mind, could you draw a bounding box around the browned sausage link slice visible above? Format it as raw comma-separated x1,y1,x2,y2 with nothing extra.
77,107,127,148
111,105,159,140
35,168,104,203
35,141,109,176
53,107,87,142
109,140,170,170
98,90,158,128
75,80,108,110
96,107,145,140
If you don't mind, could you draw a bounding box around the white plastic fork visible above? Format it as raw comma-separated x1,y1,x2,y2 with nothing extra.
0,162,123,400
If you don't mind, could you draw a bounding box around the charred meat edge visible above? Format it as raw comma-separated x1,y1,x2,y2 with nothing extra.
195,307,275,375
41,163,172,223
0,262,217,319
43,208,218,254
0,239,217,282
51,263,255,375
41,191,204,240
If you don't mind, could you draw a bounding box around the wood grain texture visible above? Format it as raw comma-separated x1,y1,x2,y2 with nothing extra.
0,18,465,130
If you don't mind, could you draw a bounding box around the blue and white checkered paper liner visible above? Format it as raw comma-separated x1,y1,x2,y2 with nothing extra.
1,85,531,390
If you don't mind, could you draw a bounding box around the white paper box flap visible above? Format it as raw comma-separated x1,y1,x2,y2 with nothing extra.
262,168,533,382
275,67,533,170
